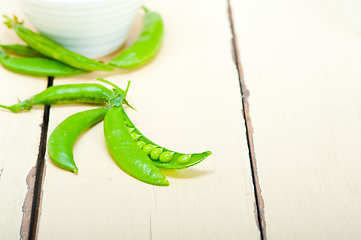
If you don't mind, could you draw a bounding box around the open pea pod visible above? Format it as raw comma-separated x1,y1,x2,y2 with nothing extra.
104,106,169,186
121,108,212,170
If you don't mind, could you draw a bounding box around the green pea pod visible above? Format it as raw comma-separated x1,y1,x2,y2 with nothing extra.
0,49,86,77
104,106,169,186
4,16,114,72
0,83,113,113
48,107,108,173
108,7,163,69
121,108,212,169
0,44,46,57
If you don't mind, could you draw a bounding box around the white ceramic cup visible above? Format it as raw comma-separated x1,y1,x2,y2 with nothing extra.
17,0,144,58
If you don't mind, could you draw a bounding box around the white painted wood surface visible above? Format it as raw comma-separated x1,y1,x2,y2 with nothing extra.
0,1,48,239
231,0,361,239
36,0,259,240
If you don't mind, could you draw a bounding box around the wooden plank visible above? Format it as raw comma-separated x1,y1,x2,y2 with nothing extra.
0,1,49,239
230,0,361,239
36,0,260,239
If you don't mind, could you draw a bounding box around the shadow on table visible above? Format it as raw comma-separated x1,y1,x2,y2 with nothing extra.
161,168,211,179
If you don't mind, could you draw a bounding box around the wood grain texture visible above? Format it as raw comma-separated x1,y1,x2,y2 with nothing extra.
230,0,361,239
36,0,260,239
0,1,48,239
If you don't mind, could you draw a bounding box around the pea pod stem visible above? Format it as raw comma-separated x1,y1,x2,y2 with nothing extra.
96,78,136,110
0,104,12,111
4,15,114,72
48,107,108,173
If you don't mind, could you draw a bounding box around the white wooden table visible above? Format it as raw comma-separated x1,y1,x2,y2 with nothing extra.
1,0,361,239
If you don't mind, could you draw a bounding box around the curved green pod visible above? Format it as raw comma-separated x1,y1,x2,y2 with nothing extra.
0,49,85,77
104,106,169,186
108,7,163,69
4,16,114,72
0,83,113,113
48,107,108,173
121,108,212,169
0,44,45,58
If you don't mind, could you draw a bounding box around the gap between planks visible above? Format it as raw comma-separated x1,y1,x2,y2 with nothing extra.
28,77,53,240
227,1,267,239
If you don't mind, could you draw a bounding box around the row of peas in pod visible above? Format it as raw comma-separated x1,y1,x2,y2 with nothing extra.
125,116,211,169
0,6,163,76
0,79,212,186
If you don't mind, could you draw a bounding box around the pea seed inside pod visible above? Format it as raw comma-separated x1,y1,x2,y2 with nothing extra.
159,152,174,162
125,120,132,127
131,132,141,141
143,144,155,155
137,141,146,149
178,154,192,163
127,127,135,133
150,148,163,160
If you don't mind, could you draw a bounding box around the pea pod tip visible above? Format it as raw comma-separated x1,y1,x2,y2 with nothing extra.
204,151,212,156
159,178,170,186
0,103,19,113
